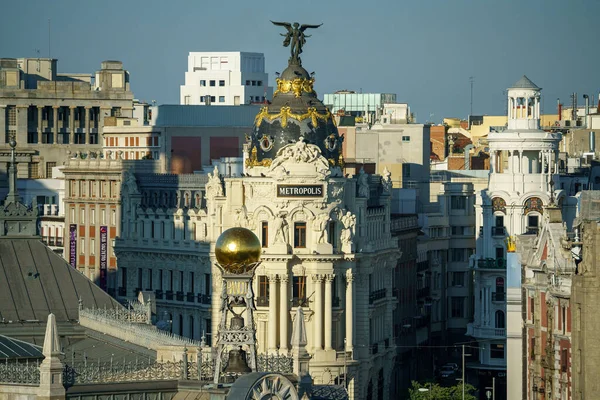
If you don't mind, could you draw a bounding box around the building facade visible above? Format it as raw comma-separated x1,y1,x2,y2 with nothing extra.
471,76,562,399
179,52,273,106
0,58,134,179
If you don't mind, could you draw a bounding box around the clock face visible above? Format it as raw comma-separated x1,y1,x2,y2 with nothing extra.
250,374,298,400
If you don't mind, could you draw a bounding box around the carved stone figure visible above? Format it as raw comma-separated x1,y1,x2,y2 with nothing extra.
271,21,322,64
234,206,249,228
382,167,392,194
272,213,288,245
358,168,370,198
268,138,330,174
340,212,356,246
312,213,329,244
206,166,224,199
123,171,139,195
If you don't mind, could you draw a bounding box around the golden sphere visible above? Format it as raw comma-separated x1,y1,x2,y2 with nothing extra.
215,227,261,269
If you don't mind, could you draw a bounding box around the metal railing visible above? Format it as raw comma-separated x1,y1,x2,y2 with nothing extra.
0,360,40,385
471,326,506,338
476,258,506,269
369,288,387,304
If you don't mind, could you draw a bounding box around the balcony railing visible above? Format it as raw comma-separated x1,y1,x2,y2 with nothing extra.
165,291,174,300
197,294,211,305
471,326,506,338
492,292,506,302
176,291,184,301
476,258,506,269
369,288,387,304
155,290,164,300
186,292,195,303
491,227,506,237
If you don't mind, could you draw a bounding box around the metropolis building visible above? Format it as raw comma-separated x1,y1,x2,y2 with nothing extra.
115,30,401,400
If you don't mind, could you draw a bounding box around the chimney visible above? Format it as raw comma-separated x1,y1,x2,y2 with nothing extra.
583,94,589,116
557,99,562,121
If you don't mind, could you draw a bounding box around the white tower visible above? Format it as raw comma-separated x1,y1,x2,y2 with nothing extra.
470,76,562,394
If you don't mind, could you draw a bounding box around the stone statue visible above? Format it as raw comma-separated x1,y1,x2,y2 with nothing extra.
382,167,392,194
312,213,329,244
123,171,139,195
272,212,288,244
234,206,250,228
357,168,370,198
271,21,322,64
340,212,356,246
206,166,224,198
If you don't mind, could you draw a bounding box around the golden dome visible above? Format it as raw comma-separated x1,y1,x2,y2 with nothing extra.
215,227,261,269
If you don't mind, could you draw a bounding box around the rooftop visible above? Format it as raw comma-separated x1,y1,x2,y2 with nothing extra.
510,75,540,90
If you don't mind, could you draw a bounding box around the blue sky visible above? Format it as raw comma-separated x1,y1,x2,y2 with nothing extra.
1,0,598,123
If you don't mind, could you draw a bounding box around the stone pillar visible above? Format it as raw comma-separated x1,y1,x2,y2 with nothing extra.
345,272,354,352
85,106,91,144
52,106,59,144
69,106,75,145
324,274,334,351
37,106,43,144
0,105,5,144
313,274,323,351
280,274,289,351
268,274,278,352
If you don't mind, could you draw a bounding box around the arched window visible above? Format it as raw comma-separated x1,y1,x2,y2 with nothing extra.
495,310,505,329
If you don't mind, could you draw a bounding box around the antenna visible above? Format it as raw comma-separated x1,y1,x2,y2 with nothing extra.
469,76,475,116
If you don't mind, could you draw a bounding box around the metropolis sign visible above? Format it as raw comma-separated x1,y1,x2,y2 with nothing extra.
277,184,324,197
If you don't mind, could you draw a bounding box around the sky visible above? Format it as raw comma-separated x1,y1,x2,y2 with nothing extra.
1,0,599,123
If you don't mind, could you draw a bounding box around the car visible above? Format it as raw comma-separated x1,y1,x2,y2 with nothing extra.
439,366,456,379
443,363,459,371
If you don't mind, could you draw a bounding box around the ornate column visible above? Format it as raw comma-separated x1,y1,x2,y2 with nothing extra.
37,106,43,144
279,274,289,351
324,274,334,350
84,106,91,144
52,106,59,144
345,271,354,352
69,106,75,145
313,274,323,351
268,274,278,352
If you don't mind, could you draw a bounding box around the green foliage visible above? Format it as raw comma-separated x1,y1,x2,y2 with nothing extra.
408,381,477,400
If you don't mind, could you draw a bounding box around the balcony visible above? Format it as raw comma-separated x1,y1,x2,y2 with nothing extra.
197,294,211,305
257,296,269,307
369,288,387,304
492,292,506,302
476,258,506,269
165,291,174,300
155,290,164,300
176,291,184,301
471,326,506,339
491,227,506,237
186,292,195,303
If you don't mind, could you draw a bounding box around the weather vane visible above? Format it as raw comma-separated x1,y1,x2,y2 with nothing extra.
271,21,322,65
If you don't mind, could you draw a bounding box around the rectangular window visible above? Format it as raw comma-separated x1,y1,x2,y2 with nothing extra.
148,269,153,290
219,96,225,103
219,80,225,87
159,270,164,290
258,275,269,304
294,222,307,248
561,349,568,372
257,81,263,86
245,80,250,85
490,343,505,359
328,221,336,247
451,272,465,287
209,80,215,86
531,337,536,359
111,210,116,225
261,221,268,248
293,276,306,301
451,248,466,262
402,136,410,142
200,96,206,103
200,80,206,86
451,196,466,210
137,268,143,290
204,273,211,295
90,208,95,224
80,238,85,254
45,162,56,178
190,271,195,292
210,96,216,103
451,297,465,318
90,238,95,256
28,162,39,179
80,209,85,224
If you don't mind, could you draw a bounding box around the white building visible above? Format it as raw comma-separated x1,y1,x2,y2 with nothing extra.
469,76,562,397
179,52,273,106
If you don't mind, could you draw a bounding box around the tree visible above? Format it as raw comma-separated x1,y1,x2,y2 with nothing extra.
408,381,477,400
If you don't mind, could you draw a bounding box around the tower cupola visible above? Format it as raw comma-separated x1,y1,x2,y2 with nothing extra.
507,75,541,131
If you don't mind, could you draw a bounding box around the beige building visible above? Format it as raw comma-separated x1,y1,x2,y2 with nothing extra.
0,58,134,180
